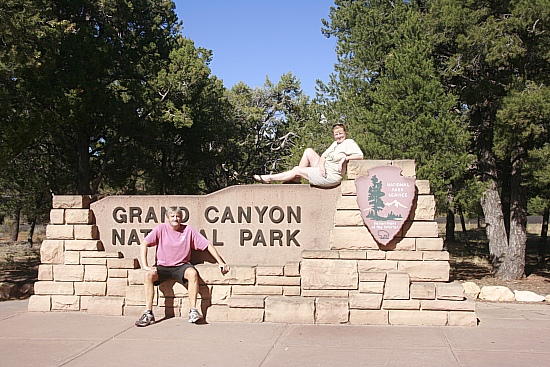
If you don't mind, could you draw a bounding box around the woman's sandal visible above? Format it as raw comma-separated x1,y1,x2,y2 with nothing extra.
253,175,270,184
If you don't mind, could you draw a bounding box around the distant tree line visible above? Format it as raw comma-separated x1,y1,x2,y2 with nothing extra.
1,0,549,279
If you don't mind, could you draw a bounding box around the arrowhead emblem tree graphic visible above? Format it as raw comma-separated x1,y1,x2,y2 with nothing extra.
355,166,416,245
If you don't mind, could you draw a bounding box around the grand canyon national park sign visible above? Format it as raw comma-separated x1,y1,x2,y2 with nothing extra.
355,165,416,245
91,185,339,266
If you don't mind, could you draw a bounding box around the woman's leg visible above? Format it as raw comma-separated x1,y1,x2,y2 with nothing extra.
299,148,321,168
263,166,310,183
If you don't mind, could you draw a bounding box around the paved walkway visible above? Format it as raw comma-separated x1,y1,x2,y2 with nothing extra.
1,300,549,367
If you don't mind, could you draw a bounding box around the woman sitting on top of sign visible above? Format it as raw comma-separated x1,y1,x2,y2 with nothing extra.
253,123,364,187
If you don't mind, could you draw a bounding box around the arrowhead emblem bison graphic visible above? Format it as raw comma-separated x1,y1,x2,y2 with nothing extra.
355,166,416,245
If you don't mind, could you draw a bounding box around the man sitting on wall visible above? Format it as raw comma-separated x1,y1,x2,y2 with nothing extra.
135,206,229,326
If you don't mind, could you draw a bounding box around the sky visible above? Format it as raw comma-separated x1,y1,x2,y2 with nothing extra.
173,0,337,97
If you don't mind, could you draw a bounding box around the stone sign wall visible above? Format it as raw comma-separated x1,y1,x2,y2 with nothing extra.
29,160,477,326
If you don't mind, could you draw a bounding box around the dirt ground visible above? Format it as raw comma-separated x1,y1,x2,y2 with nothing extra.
1,223,550,300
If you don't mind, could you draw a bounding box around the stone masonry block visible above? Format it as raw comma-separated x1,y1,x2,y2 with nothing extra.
228,296,265,308
339,250,367,260
256,265,283,276
51,295,80,311
416,238,444,251
196,264,255,285
366,251,386,260
46,225,74,240
205,305,264,323
38,265,53,281
74,282,106,296
315,298,349,324
436,282,465,300
107,278,128,297
402,222,439,238
87,296,124,316
301,250,339,259
65,240,103,251
108,268,127,278
391,238,416,251
63,251,80,265
334,210,363,226
349,293,383,309
359,281,385,294
340,180,356,195
448,311,478,326
398,261,450,282
389,310,448,326
40,240,64,264
382,299,420,310
384,271,410,300
301,259,358,290
210,285,231,304
264,296,315,324
301,289,349,298
232,285,283,296
423,251,450,261
385,251,423,261
128,269,146,285
53,265,84,282
80,251,122,258
28,295,52,311
107,258,138,269
336,195,360,210
284,261,300,277
360,271,387,282
349,310,389,325
421,299,475,311
283,286,301,296
330,227,379,250
74,225,99,240
65,209,92,224
410,282,436,299
34,281,74,295
415,180,430,194
80,257,106,265
52,195,91,209
50,209,65,224
358,260,398,272
410,195,436,221
256,275,301,286
84,265,108,282
125,285,146,306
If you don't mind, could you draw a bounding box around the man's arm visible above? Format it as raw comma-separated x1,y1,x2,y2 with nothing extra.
206,244,229,274
140,240,156,273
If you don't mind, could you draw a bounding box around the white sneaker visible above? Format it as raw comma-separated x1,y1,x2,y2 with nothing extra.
188,308,202,323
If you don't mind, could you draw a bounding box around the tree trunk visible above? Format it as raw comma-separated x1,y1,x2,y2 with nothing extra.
539,207,549,268
9,207,21,241
445,192,455,243
457,204,472,255
27,218,36,248
480,181,509,275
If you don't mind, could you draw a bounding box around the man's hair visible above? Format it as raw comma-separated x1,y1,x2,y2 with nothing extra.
332,123,347,132
168,206,183,216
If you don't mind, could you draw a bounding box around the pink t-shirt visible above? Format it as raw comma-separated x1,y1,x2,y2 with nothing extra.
144,223,210,266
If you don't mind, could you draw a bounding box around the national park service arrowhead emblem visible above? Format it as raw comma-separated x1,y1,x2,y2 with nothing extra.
355,166,416,245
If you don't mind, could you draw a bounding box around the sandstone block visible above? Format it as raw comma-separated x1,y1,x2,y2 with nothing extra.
53,195,91,209
330,227,379,250
38,265,53,281
382,299,420,310
256,265,283,276
53,265,84,282
385,251,423,261
479,286,515,302
411,195,436,221
65,209,92,224
462,281,481,299
40,240,65,264
81,257,106,265
74,282,106,296
339,250,367,260
46,225,74,240
210,285,231,304
50,209,65,224
107,278,128,297
402,222,439,238
334,210,363,226
196,264,255,285
264,296,314,324
349,293,383,309
415,180,430,195
80,295,92,310
358,260,397,272
125,285,146,306
283,286,301,296
159,280,188,297
340,180,356,195
108,268,128,278
301,250,339,259
84,265,108,282
28,295,51,311
128,269,146,285
389,310,447,326
514,290,546,302
107,258,138,269
423,251,450,261
315,298,349,324
87,296,124,316
391,238,416,251
228,296,266,308
51,295,80,311
80,251,122,258
63,251,80,265
34,281,73,295
301,259,358,290
74,225,99,240
65,240,103,251
436,282,465,300
359,281,385,294
124,305,148,317
366,251,386,260
336,195,359,210
206,305,264,323
349,310,389,325
284,261,301,277
448,311,477,326
359,271,387,282
410,282,436,300
383,271,410,300
301,289,349,298
398,261,450,282
256,275,301,286
232,285,283,296
416,238,444,251
421,299,476,311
